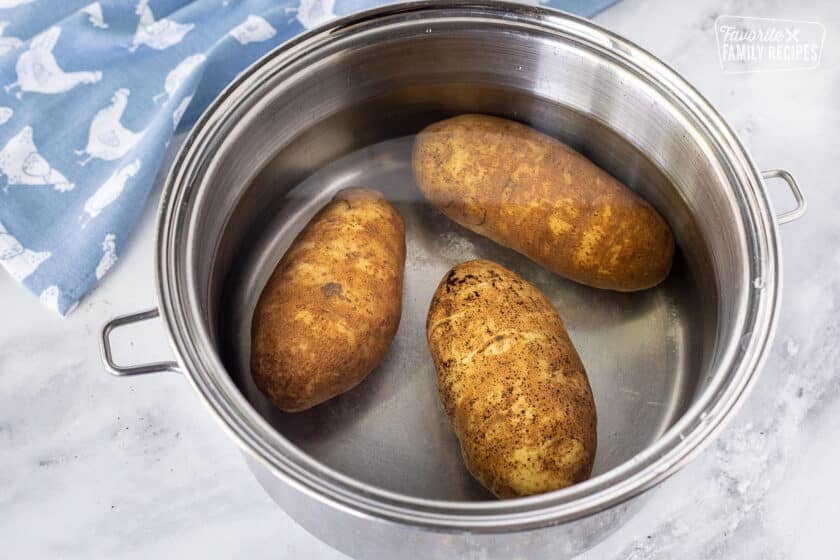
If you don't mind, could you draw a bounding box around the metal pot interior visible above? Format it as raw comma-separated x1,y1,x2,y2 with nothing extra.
169,5,767,507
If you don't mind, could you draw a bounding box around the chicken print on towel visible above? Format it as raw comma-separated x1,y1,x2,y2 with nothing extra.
95,233,117,280
39,285,60,313
293,0,335,30
230,15,276,45
130,0,194,52
0,21,21,56
82,160,140,225
153,54,206,104
39,285,78,315
0,126,74,191
4,27,102,99
76,88,144,165
0,222,50,282
82,3,109,30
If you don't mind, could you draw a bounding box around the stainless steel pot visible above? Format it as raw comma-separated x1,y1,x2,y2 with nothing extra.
100,2,806,558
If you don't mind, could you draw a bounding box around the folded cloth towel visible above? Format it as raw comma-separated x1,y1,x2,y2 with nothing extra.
0,0,617,315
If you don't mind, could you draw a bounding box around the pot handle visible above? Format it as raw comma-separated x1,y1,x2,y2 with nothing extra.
762,169,807,225
100,308,181,376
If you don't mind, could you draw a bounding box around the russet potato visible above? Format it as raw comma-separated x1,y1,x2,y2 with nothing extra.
427,259,597,498
251,187,405,412
413,114,674,291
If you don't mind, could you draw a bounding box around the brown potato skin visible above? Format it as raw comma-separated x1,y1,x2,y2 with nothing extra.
427,260,596,498
251,187,406,412
413,114,675,291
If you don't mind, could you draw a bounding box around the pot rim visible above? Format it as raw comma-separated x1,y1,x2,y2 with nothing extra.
155,0,781,531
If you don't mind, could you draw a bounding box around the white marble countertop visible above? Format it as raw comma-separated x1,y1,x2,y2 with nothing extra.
2,0,838,558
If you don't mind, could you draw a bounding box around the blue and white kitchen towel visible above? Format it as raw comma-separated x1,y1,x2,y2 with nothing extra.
0,0,616,315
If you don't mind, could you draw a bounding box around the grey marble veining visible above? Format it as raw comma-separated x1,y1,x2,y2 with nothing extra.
1,0,838,558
